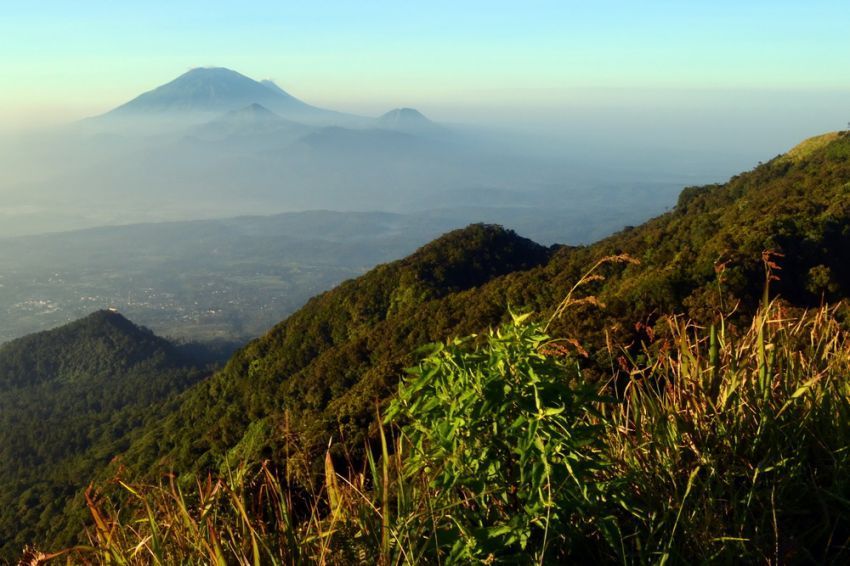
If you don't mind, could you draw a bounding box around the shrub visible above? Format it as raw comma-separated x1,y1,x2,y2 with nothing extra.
387,313,610,563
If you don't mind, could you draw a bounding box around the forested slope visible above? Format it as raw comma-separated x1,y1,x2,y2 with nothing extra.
0,311,206,557
119,132,850,485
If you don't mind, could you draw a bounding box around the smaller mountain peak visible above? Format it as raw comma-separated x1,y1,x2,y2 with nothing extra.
380,107,430,122
236,102,278,116
212,103,286,126
190,101,308,141
83,309,143,332
377,107,445,135
406,224,552,287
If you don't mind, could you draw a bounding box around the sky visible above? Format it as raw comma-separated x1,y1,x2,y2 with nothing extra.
2,2,848,118
1,0,849,162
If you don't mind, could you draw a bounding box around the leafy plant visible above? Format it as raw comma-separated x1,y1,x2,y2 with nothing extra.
387,313,609,563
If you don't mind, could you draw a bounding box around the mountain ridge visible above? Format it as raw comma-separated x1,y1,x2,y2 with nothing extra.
111,130,850,484
0,310,207,557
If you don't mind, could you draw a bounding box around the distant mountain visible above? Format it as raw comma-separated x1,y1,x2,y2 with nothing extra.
96,68,441,133
99,67,350,125
378,107,445,136
9,66,677,241
190,103,311,142
0,311,206,558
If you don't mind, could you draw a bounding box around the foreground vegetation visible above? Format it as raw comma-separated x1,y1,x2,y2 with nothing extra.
51,269,850,563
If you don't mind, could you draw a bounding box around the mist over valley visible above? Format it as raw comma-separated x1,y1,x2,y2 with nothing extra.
2,67,711,238
0,67,694,344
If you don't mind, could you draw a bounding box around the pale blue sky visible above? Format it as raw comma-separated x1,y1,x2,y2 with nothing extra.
2,1,849,130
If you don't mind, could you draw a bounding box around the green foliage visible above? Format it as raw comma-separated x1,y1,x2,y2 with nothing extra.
0,311,206,560
387,314,608,562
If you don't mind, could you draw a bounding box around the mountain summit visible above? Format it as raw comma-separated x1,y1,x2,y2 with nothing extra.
378,107,443,135
191,102,310,141
101,67,342,124
0,309,178,389
232,102,282,118
0,310,205,555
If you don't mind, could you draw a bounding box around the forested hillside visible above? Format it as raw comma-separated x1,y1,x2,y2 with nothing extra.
118,225,556,478
0,311,207,558
8,131,850,559
115,132,850,485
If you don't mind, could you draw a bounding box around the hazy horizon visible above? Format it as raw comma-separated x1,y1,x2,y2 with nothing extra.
3,1,848,138
1,1,848,239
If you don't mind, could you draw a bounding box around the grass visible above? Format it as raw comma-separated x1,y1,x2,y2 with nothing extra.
781,131,841,163
32,268,850,564
603,301,850,563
